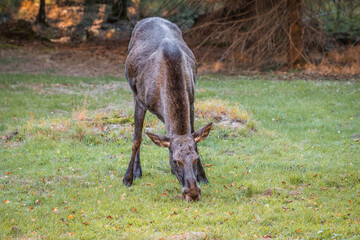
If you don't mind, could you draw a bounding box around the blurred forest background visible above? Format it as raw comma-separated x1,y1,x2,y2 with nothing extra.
0,0,359,77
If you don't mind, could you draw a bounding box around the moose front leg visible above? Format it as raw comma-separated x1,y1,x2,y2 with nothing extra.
190,103,209,184
123,100,146,187
195,146,208,184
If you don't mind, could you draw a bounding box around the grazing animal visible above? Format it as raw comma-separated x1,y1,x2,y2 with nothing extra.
123,17,212,202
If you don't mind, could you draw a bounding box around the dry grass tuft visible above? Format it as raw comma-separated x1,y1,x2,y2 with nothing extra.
195,98,248,126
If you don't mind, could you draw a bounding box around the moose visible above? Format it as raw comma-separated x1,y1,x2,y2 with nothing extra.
123,17,212,202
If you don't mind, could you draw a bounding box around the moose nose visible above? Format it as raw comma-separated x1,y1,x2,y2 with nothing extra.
182,187,201,202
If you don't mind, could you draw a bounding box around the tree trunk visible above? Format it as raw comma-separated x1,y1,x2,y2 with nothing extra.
287,0,304,68
36,0,46,24
112,0,128,20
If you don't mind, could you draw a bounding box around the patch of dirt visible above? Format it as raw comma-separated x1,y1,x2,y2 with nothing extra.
0,39,226,77
9,81,130,95
0,40,128,77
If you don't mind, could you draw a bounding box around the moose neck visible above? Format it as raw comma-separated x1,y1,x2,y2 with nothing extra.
163,69,191,136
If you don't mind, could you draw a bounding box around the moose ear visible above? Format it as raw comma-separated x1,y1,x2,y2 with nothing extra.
146,132,170,147
192,123,213,143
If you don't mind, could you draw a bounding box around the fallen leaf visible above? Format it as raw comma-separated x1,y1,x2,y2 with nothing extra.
83,222,88,225
106,215,113,219
205,164,212,167
5,200,10,204
132,208,137,213
68,215,74,219
296,228,301,233
53,208,58,213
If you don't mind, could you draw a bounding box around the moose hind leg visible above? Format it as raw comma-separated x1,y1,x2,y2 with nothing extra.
123,100,146,186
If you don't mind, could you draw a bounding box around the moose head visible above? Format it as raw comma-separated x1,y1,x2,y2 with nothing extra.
146,123,212,202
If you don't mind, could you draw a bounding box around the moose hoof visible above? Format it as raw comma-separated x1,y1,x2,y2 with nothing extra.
122,177,133,187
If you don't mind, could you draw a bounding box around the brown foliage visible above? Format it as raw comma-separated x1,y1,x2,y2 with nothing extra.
187,0,297,70
186,0,359,74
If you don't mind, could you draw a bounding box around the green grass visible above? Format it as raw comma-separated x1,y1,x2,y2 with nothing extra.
0,73,359,239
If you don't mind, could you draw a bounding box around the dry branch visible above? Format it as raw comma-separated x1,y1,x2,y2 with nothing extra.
185,0,348,71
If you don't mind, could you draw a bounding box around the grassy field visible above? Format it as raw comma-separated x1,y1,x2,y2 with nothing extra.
0,73,359,239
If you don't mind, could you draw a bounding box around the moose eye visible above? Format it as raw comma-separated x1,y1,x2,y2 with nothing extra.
174,159,184,167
